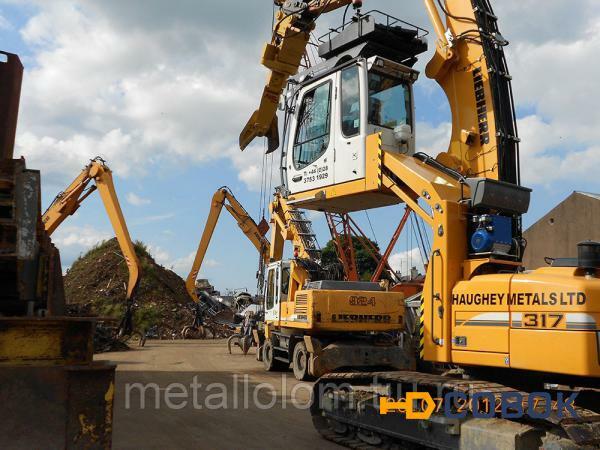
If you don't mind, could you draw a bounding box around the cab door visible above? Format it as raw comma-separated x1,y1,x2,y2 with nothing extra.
264,263,280,323
286,73,337,194
334,62,366,185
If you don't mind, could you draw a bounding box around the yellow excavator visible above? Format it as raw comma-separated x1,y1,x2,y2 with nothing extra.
42,157,141,302
185,186,271,301
265,191,411,380
187,186,409,380
240,0,599,448
42,157,142,341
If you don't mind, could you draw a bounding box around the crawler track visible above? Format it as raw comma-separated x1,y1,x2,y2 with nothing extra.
311,371,600,449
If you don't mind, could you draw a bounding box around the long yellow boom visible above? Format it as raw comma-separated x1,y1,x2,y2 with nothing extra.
42,158,141,300
185,187,270,301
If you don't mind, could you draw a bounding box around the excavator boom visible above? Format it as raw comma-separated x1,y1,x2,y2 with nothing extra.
269,192,321,262
239,0,360,152
42,158,141,300
186,187,270,301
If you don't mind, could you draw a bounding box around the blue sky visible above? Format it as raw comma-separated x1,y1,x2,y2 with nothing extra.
1,0,599,294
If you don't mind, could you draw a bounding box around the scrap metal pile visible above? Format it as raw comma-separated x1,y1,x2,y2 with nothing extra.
64,238,243,350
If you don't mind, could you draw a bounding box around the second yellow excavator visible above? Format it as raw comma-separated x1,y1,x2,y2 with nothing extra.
42,157,141,303
185,186,271,302
187,186,409,380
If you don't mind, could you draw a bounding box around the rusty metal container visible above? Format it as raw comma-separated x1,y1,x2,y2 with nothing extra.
0,318,116,449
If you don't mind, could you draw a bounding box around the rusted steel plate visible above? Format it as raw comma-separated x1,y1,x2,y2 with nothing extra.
0,51,23,160
0,361,116,449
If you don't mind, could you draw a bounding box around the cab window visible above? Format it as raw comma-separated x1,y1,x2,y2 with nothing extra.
368,71,411,129
280,266,290,302
341,66,360,137
293,82,332,170
265,269,276,310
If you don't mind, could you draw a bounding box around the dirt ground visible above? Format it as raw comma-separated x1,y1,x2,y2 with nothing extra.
96,340,341,450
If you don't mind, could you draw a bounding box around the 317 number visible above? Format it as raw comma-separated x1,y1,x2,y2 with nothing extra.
522,313,563,328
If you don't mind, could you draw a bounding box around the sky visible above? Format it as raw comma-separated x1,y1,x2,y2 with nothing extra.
1,0,599,295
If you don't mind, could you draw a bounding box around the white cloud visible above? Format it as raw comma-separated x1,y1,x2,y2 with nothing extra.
126,192,150,206
132,212,174,224
17,129,136,189
0,13,11,30
494,1,599,45
509,22,600,141
168,251,195,277
13,0,269,188
227,141,281,192
52,224,110,248
143,245,218,278
388,248,425,277
52,224,112,270
146,244,170,266
518,117,600,186
415,121,452,157
500,10,600,187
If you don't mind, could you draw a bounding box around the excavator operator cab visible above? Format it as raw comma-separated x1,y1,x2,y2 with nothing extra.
280,12,428,198
263,260,291,323
283,57,419,195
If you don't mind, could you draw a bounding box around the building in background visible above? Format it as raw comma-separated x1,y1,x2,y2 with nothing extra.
523,192,600,269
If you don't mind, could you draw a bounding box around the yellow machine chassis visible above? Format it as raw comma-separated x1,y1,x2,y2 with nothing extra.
284,133,600,377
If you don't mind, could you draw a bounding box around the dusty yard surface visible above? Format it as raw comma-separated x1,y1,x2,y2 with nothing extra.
96,340,341,450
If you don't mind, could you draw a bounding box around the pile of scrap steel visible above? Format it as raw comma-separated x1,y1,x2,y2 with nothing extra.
181,286,263,341
180,290,238,339
64,241,264,345
65,238,196,344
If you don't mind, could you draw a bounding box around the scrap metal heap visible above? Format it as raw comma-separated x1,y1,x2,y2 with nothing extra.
0,51,115,449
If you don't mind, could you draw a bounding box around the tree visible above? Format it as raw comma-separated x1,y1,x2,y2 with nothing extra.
321,237,381,281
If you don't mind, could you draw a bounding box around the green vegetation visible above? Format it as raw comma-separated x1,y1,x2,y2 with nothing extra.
321,237,381,281
64,237,193,336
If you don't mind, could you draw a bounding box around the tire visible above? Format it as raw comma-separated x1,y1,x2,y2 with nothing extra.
262,338,286,371
292,341,311,380
182,326,196,339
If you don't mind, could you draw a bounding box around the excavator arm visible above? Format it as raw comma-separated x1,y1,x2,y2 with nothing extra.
425,0,520,183
239,0,362,152
42,157,141,300
185,187,270,301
